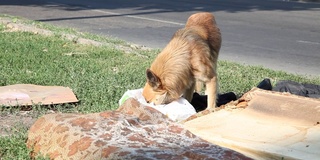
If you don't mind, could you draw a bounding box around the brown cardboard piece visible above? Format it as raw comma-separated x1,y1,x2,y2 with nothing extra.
184,88,320,160
0,84,78,106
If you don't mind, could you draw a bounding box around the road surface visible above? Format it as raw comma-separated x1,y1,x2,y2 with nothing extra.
0,0,319,77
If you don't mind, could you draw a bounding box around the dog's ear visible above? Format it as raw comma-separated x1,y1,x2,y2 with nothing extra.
146,69,161,89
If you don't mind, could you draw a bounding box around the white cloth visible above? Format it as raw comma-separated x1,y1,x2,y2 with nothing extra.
119,88,196,122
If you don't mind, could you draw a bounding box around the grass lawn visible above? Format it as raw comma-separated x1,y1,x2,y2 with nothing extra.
0,15,319,159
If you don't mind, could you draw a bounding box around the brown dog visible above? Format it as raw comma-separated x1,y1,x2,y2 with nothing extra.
142,12,221,110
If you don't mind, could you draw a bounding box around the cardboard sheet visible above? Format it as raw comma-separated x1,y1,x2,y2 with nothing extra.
0,84,78,106
184,88,320,160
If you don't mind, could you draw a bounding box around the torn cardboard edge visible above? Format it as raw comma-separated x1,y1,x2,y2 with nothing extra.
184,87,320,160
0,84,79,106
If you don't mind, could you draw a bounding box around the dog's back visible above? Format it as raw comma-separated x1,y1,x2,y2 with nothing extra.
186,12,221,56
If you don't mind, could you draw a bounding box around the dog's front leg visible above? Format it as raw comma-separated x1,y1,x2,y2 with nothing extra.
183,82,196,102
195,80,203,93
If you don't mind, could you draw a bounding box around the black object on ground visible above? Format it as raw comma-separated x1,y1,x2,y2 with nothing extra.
192,78,320,112
273,80,320,98
257,78,272,90
191,92,237,112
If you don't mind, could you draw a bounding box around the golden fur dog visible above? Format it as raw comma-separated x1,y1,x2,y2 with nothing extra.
142,12,221,109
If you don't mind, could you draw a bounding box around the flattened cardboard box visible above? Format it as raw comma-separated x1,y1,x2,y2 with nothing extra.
0,84,78,106
184,88,320,160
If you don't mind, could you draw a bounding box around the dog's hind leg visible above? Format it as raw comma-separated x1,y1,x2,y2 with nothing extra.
206,75,218,109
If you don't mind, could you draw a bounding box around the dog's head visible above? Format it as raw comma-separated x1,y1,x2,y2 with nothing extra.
142,69,174,105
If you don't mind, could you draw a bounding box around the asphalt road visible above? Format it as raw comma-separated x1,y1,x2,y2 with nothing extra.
1,0,319,77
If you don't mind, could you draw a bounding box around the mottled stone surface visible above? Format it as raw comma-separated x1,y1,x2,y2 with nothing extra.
27,98,251,160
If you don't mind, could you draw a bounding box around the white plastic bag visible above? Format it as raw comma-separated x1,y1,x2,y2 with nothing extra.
119,88,196,122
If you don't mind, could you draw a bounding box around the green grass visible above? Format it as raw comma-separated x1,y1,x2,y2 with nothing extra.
0,15,319,159
218,60,319,95
0,125,31,160
0,30,152,113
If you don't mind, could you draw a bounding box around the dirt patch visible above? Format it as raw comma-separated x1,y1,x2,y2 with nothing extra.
0,112,36,137
0,109,58,137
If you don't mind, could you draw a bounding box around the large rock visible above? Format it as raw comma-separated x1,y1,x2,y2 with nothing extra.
27,98,250,159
